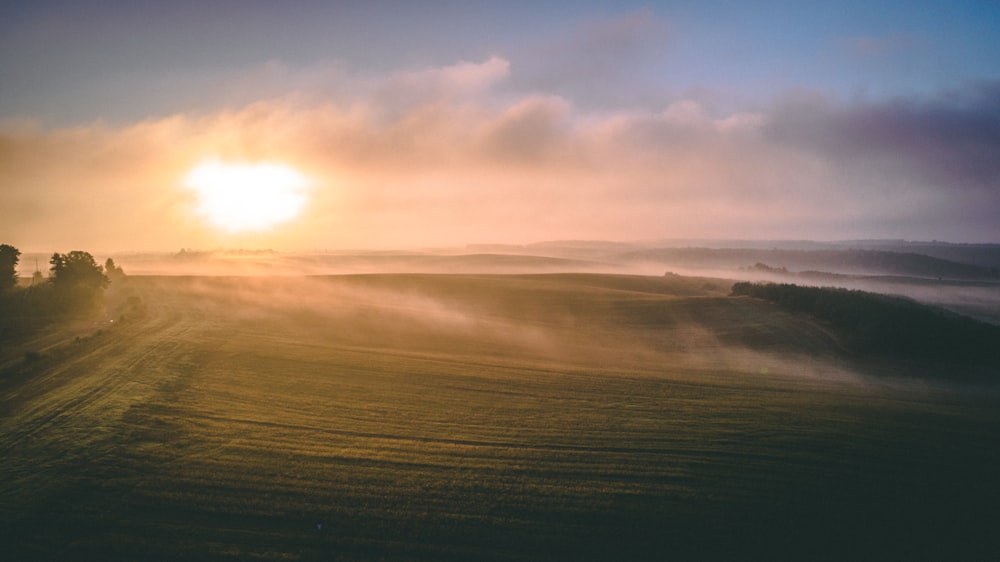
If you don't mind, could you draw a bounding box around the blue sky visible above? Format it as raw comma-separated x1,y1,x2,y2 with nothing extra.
3,0,997,124
1,1,999,249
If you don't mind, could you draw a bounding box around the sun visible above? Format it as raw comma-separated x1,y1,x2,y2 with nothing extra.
184,160,310,232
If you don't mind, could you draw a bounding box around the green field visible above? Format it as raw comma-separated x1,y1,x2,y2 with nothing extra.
2,274,999,560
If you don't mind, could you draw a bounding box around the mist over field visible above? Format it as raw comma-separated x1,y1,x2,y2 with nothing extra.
59,238,998,324
3,242,1000,560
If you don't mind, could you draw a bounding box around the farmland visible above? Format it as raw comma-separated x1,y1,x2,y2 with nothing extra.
2,273,999,560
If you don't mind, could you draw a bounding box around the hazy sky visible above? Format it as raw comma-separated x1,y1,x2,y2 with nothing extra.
2,1,999,251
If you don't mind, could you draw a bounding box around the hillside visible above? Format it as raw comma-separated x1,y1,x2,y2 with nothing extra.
1,273,998,560
731,282,1000,377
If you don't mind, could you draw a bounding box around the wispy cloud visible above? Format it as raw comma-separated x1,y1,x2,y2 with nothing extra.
509,10,671,107
765,82,1000,192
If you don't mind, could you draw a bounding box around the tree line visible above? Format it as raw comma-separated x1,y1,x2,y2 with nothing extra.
1,243,126,339
730,281,1000,369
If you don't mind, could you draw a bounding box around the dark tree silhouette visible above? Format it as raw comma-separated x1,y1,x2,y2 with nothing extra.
104,257,126,281
49,251,109,306
1,247,115,340
0,243,20,292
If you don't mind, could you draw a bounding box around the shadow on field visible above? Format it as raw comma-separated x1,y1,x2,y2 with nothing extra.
1,274,998,561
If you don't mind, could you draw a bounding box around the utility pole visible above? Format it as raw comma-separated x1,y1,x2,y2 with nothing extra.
30,257,42,287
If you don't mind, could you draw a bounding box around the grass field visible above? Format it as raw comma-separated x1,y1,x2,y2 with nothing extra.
2,273,999,560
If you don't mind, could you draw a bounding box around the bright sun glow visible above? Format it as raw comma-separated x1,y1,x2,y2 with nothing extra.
184,160,310,232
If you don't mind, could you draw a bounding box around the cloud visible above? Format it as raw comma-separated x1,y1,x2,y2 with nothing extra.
399,56,511,96
765,82,1000,192
2,60,998,252
476,95,573,164
760,82,1000,238
371,56,511,118
509,10,671,107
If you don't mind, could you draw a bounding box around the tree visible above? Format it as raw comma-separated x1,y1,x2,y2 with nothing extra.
49,251,109,305
104,257,126,281
0,243,20,292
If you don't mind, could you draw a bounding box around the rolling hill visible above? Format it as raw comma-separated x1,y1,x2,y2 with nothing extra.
1,272,998,560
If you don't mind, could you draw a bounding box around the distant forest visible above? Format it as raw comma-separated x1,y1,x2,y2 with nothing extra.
731,282,1000,370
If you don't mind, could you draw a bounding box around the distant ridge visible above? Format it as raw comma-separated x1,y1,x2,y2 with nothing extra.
619,248,1000,280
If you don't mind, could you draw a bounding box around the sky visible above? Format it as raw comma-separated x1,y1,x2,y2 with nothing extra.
2,0,999,252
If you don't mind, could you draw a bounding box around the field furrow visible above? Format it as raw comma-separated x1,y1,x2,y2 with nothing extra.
2,274,998,560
